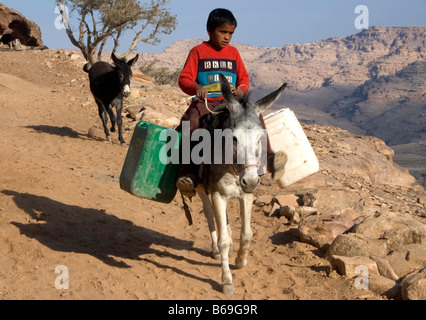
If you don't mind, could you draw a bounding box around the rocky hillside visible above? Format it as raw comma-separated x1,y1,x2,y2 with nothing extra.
136,26,426,187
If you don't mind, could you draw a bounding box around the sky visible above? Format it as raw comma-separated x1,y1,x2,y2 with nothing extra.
1,0,425,53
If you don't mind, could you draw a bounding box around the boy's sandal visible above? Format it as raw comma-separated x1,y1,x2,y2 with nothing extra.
176,176,197,198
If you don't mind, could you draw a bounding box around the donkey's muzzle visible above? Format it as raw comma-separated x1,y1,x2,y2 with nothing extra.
123,84,131,97
240,175,261,193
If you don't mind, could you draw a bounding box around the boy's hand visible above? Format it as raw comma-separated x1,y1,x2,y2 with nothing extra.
233,87,245,98
196,86,208,100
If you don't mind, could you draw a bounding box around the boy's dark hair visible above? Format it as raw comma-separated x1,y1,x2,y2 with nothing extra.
207,8,237,32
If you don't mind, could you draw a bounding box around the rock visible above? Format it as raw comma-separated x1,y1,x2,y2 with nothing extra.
273,194,300,207
11,38,22,50
157,117,180,128
298,213,355,250
404,243,426,267
400,267,426,300
330,255,379,278
369,255,399,281
125,105,146,121
387,244,426,278
278,205,316,222
255,194,273,207
353,211,426,251
327,233,388,259
267,201,281,217
297,193,316,207
387,252,419,279
0,4,44,48
338,208,362,222
302,188,365,214
368,274,401,299
265,194,304,220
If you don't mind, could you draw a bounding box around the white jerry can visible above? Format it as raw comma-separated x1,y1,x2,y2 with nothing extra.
261,108,319,187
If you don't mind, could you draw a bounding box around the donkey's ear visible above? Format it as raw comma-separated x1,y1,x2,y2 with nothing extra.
219,74,240,115
127,54,139,67
253,83,287,114
111,53,121,65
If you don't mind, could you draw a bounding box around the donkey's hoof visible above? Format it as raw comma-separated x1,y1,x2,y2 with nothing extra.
211,251,221,260
235,257,247,269
222,283,234,295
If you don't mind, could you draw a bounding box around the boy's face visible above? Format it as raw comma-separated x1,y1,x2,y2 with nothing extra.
208,23,236,49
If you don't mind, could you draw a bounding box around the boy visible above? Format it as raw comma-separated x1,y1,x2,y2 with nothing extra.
176,8,286,197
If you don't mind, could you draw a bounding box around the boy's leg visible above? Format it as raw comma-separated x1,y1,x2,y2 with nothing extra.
259,114,287,181
176,99,221,198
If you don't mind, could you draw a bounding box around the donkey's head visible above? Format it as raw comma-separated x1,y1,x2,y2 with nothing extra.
111,53,139,97
219,74,287,193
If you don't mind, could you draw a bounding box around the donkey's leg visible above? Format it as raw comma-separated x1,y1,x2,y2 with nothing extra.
226,213,234,254
197,190,220,260
106,103,117,132
212,192,233,294
96,100,111,142
236,193,254,269
112,97,125,144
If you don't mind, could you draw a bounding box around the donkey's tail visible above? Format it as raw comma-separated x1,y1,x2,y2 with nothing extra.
83,63,91,73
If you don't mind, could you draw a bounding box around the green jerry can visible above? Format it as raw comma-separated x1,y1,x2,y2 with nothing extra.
120,121,181,203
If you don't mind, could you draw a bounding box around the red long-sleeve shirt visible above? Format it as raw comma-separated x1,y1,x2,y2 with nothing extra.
179,41,250,100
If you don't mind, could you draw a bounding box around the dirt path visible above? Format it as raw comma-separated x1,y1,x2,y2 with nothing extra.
0,50,384,300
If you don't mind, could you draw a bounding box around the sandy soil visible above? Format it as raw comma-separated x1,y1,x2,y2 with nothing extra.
0,50,384,300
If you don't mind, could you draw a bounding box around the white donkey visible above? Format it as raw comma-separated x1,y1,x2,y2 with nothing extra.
195,74,287,294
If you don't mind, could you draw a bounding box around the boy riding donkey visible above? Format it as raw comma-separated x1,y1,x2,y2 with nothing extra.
176,8,287,198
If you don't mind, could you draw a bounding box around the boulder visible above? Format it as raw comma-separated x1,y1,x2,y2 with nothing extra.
301,188,365,214
273,194,300,207
369,255,399,281
330,255,379,278
0,4,44,48
327,233,388,259
298,213,355,250
400,267,426,300
368,274,401,299
353,211,426,251
387,244,426,278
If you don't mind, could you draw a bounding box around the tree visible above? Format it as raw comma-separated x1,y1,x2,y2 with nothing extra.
56,0,177,64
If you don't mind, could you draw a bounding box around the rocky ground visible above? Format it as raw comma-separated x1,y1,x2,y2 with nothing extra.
0,49,425,300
